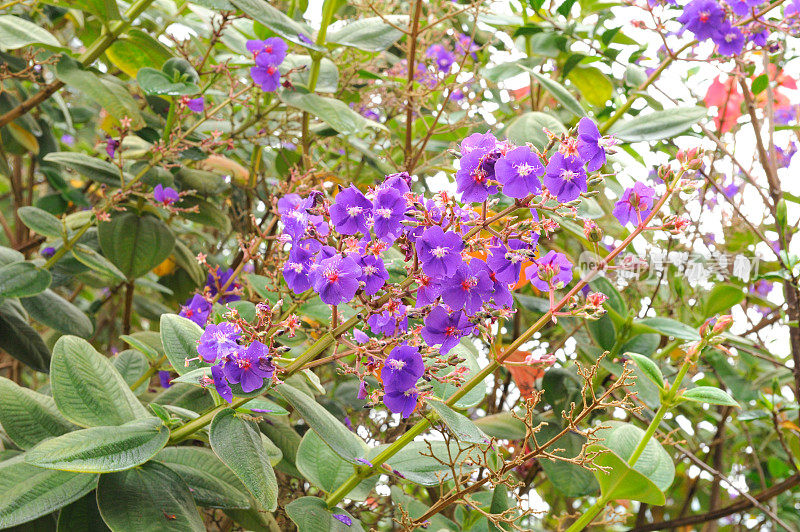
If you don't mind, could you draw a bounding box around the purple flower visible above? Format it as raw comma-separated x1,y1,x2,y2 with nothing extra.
421,306,473,355
380,172,412,195
198,322,241,363
487,239,529,285
153,184,179,205
358,254,389,295
372,187,407,241
41,246,55,258
332,513,352,527
283,246,315,293
246,37,288,66
211,363,233,403
577,118,607,172
495,146,544,199
678,0,726,40
750,29,769,47
384,387,419,418
416,226,464,278
159,371,172,388
179,294,211,327
106,137,119,158
357,380,369,399
543,153,587,202
455,33,479,58
298,33,314,45
353,329,369,344
456,149,499,202
61,134,75,146
207,267,240,303
186,96,205,113
225,341,274,393
250,63,280,92
776,143,797,168
312,254,362,305
368,303,408,337
471,258,513,308
381,345,424,391
279,194,325,241
713,22,745,56
441,261,493,315
525,251,573,291
461,132,497,155
426,44,455,72
416,274,443,306
612,182,656,226
330,186,372,235
726,0,749,15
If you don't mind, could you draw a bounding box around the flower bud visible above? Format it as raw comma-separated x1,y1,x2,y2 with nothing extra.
583,220,603,242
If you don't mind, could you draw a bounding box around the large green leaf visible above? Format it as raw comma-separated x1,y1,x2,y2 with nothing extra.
231,0,323,51
430,341,486,409
523,67,584,117
702,284,744,318
50,335,149,427
274,382,365,463
156,447,251,509
378,440,478,486
682,386,740,407
96,461,205,532
21,289,93,338
280,91,386,135
285,497,363,532
296,430,375,500
25,418,169,473
567,66,614,108
71,244,127,283
635,317,700,341
625,352,665,390
209,409,278,512
17,206,63,238
0,15,63,50
428,401,488,444
588,445,666,505
328,16,409,52
136,67,200,96
473,412,527,440
114,349,150,396
0,457,98,529
596,422,674,492
107,29,173,78
0,299,51,373
98,211,175,280
609,107,707,142
160,313,208,375
534,422,598,497
0,261,51,298
0,377,76,449
43,152,131,187
504,111,566,150
56,492,110,532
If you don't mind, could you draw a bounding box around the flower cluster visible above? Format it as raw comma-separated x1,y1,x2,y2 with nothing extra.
247,37,287,92
677,0,766,56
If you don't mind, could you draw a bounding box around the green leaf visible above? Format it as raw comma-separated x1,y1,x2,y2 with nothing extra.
98,211,175,279
96,461,205,532
534,422,599,497
17,206,63,238
702,284,744,318
0,457,98,529
21,289,94,338
25,418,169,473
0,262,51,298
636,317,701,341
156,447,251,509
389,486,459,531
542,367,582,413
588,445,666,505
43,152,131,187
50,335,149,427
71,244,127,283
286,497,363,532
0,377,76,449
107,29,173,78
473,412,527,440
596,421,674,492
281,54,339,92
0,15,63,51
296,430,375,500
428,401,488,444
120,331,163,362
136,67,200,96
274,382,365,463
430,341,486,409
682,386,740,407
114,349,151,395
625,352,665,390
160,313,208,375
56,493,110,532
238,397,289,416
209,409,278,512
567,66,614,108
588,276,626,315
609,107,707,142
751,73,769,95
625,64,648,87
522,67,585,117
504,111,566,150
379,440,477,486
231,0,323,51
328,16,409,52
280,91,386,135
0,299,51,373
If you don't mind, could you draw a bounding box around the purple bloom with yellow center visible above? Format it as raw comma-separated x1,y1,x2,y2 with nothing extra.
543,152,587,202
372,187,407,241
211,363,233,403
312,254,362,305
416,226,464,278
525,250,573,291
330,185,372,235
577,117,607,172
179,294,211,327
224,341,274,393
421,306,473,355
358,254,389,295
197,322,241,363
153,184,179,205
384,387,419,418
495,146,544,199
612,182,656,226
381,345,424,391
678,0,725,40
442,260,493,315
